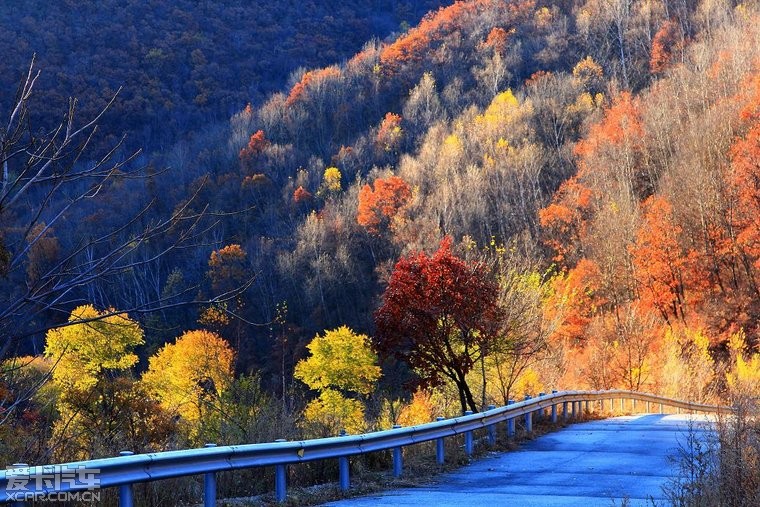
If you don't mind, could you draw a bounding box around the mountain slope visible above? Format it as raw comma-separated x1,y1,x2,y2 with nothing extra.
0,0,447,154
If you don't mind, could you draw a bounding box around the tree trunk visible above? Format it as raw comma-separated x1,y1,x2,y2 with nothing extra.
463,381,478,413
480,355,487,409
456,386,467,414
453,370,479,413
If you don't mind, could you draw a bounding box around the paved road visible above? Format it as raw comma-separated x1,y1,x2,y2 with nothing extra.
324,414,714,507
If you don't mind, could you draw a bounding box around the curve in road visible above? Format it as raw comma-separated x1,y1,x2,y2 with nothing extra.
324,414,714,507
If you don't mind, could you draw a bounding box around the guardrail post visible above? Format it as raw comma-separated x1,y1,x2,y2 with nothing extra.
435,417,445,464
118,451,135,507
659,402,664,413
537,393,545,421
632,398,637,412
487,405,496,445
464,412,474,456
620,397,625,413
563,401,569,421
274,439,288,502
585,400,590,414
524,395,533,434
204,444,217,507
9,463,28,507
646,401,651,413
571,400,576,419
507,400,515,438
338,430,350,492
551,390,558,423
392,425,403,477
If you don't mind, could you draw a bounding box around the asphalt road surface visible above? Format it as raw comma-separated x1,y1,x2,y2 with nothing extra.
324,414,715,507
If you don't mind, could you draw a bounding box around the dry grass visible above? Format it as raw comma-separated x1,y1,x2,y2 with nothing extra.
665,397,760,507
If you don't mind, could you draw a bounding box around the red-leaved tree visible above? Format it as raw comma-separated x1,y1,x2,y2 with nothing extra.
374,238,503,413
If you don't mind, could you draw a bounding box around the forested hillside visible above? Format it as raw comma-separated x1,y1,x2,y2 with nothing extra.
1,0,759,500
0,0,446,153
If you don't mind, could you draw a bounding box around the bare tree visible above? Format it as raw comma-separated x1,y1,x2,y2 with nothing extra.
476,244,557,406
0,59,250,417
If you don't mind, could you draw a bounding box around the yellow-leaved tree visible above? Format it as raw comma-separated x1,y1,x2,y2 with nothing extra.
142,330,234,439
658,324,714,402
43,306,174,460
294,326,380,435
0,356,55,464
303,389,366,434
397,390,436,427
44,305,144,391
319,166,342,195
726,329,760,398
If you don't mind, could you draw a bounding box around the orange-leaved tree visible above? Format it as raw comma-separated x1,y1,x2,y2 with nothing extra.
357,175,412,235
285,67,342,107
482,27,510,55
543,258,602,346
629,196,705,323
728,75,760,276
378,0,496,73
573,91,648,197
208,244,249,296
375,112,403,155
538,177,594,266
293,186,313,204
650,20,682,74
238,130,270,172
574,92,644,159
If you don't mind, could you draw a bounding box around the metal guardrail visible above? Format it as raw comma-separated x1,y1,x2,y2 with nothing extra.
0,389,734,505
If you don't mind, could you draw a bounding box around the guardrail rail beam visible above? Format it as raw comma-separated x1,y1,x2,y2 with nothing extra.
0,390,734,505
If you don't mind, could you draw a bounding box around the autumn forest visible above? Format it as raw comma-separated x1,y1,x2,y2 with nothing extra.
1,0,759,502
